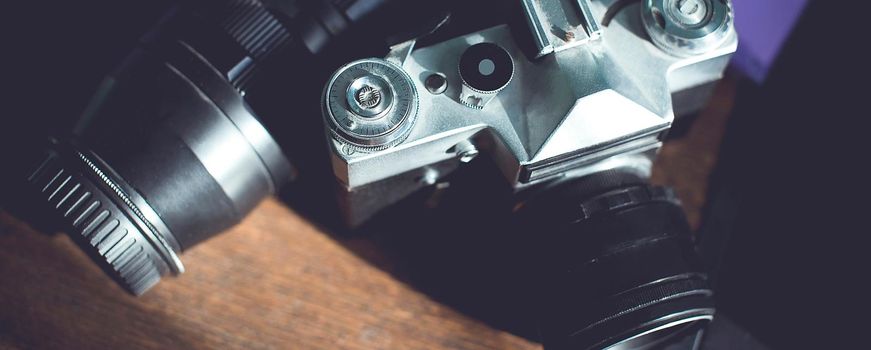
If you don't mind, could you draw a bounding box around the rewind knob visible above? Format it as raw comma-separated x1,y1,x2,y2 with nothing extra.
458,43,515,109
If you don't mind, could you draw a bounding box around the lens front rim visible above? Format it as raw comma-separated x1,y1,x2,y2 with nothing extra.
603,313,712,350
520,173,715,350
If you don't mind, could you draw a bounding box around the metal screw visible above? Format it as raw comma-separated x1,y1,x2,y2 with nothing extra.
341,144,356,155
459,149,479,163
355,85,382,108
678,0,700,14
419,167,439,185
346,75,393,118
673,0,707,26
454,140,479,163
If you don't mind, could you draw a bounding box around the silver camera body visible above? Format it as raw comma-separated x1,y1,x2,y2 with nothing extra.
321,0,737,226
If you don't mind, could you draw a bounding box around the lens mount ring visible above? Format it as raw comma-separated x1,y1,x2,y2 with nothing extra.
575,273,715,349
601,311,711,350
25,140,184,295
526,184,682,228
73,148,185,273
575,185,679,223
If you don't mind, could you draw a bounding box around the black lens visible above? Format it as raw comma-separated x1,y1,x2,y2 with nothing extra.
519,172,714,350
12,0,406,295
18,0,302,295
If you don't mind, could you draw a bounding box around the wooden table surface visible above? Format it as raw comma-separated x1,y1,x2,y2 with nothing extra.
0,78,735,350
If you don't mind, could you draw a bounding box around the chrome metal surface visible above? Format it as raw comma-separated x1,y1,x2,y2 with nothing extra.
78,150,185,276
385,39,416,66
642,0,735,57
346,75,393,117
521,0,603,57
454,140,480,163
673,0,708,26
324,58,419,150
322,0,737,224
605,315,712,350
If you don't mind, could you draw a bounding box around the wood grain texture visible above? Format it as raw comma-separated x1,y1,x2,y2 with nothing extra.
652,77,738,229
0,78,735,350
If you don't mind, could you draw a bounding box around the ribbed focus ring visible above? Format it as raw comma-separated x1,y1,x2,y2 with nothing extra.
202,0,292,89
26,145,175,295
577,274,713,336
522,179,714,349
219,0,290,59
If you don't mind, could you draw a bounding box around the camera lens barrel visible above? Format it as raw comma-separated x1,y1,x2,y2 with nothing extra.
26,141,186,294
20,0,302,295
520,173,714,349
14,0,430,295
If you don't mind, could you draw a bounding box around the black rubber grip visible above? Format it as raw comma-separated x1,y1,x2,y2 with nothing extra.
184,0,292,89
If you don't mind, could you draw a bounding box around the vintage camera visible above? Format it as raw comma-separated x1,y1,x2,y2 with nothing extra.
320,0,736,348
8,0,736,348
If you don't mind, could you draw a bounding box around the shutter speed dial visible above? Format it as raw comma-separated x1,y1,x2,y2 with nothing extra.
324,58,419,151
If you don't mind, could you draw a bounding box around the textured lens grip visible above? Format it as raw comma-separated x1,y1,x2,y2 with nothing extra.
25,144,180,295
519,174,714,350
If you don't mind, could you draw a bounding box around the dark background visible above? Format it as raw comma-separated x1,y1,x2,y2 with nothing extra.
2,0,174,143
697,2,869,348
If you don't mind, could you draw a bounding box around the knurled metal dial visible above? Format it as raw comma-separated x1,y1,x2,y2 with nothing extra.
642,0,734,57
323,58,419,151
458,43,515,109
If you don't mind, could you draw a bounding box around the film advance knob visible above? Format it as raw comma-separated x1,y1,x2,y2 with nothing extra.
324,58,419,151
458,43,515,109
